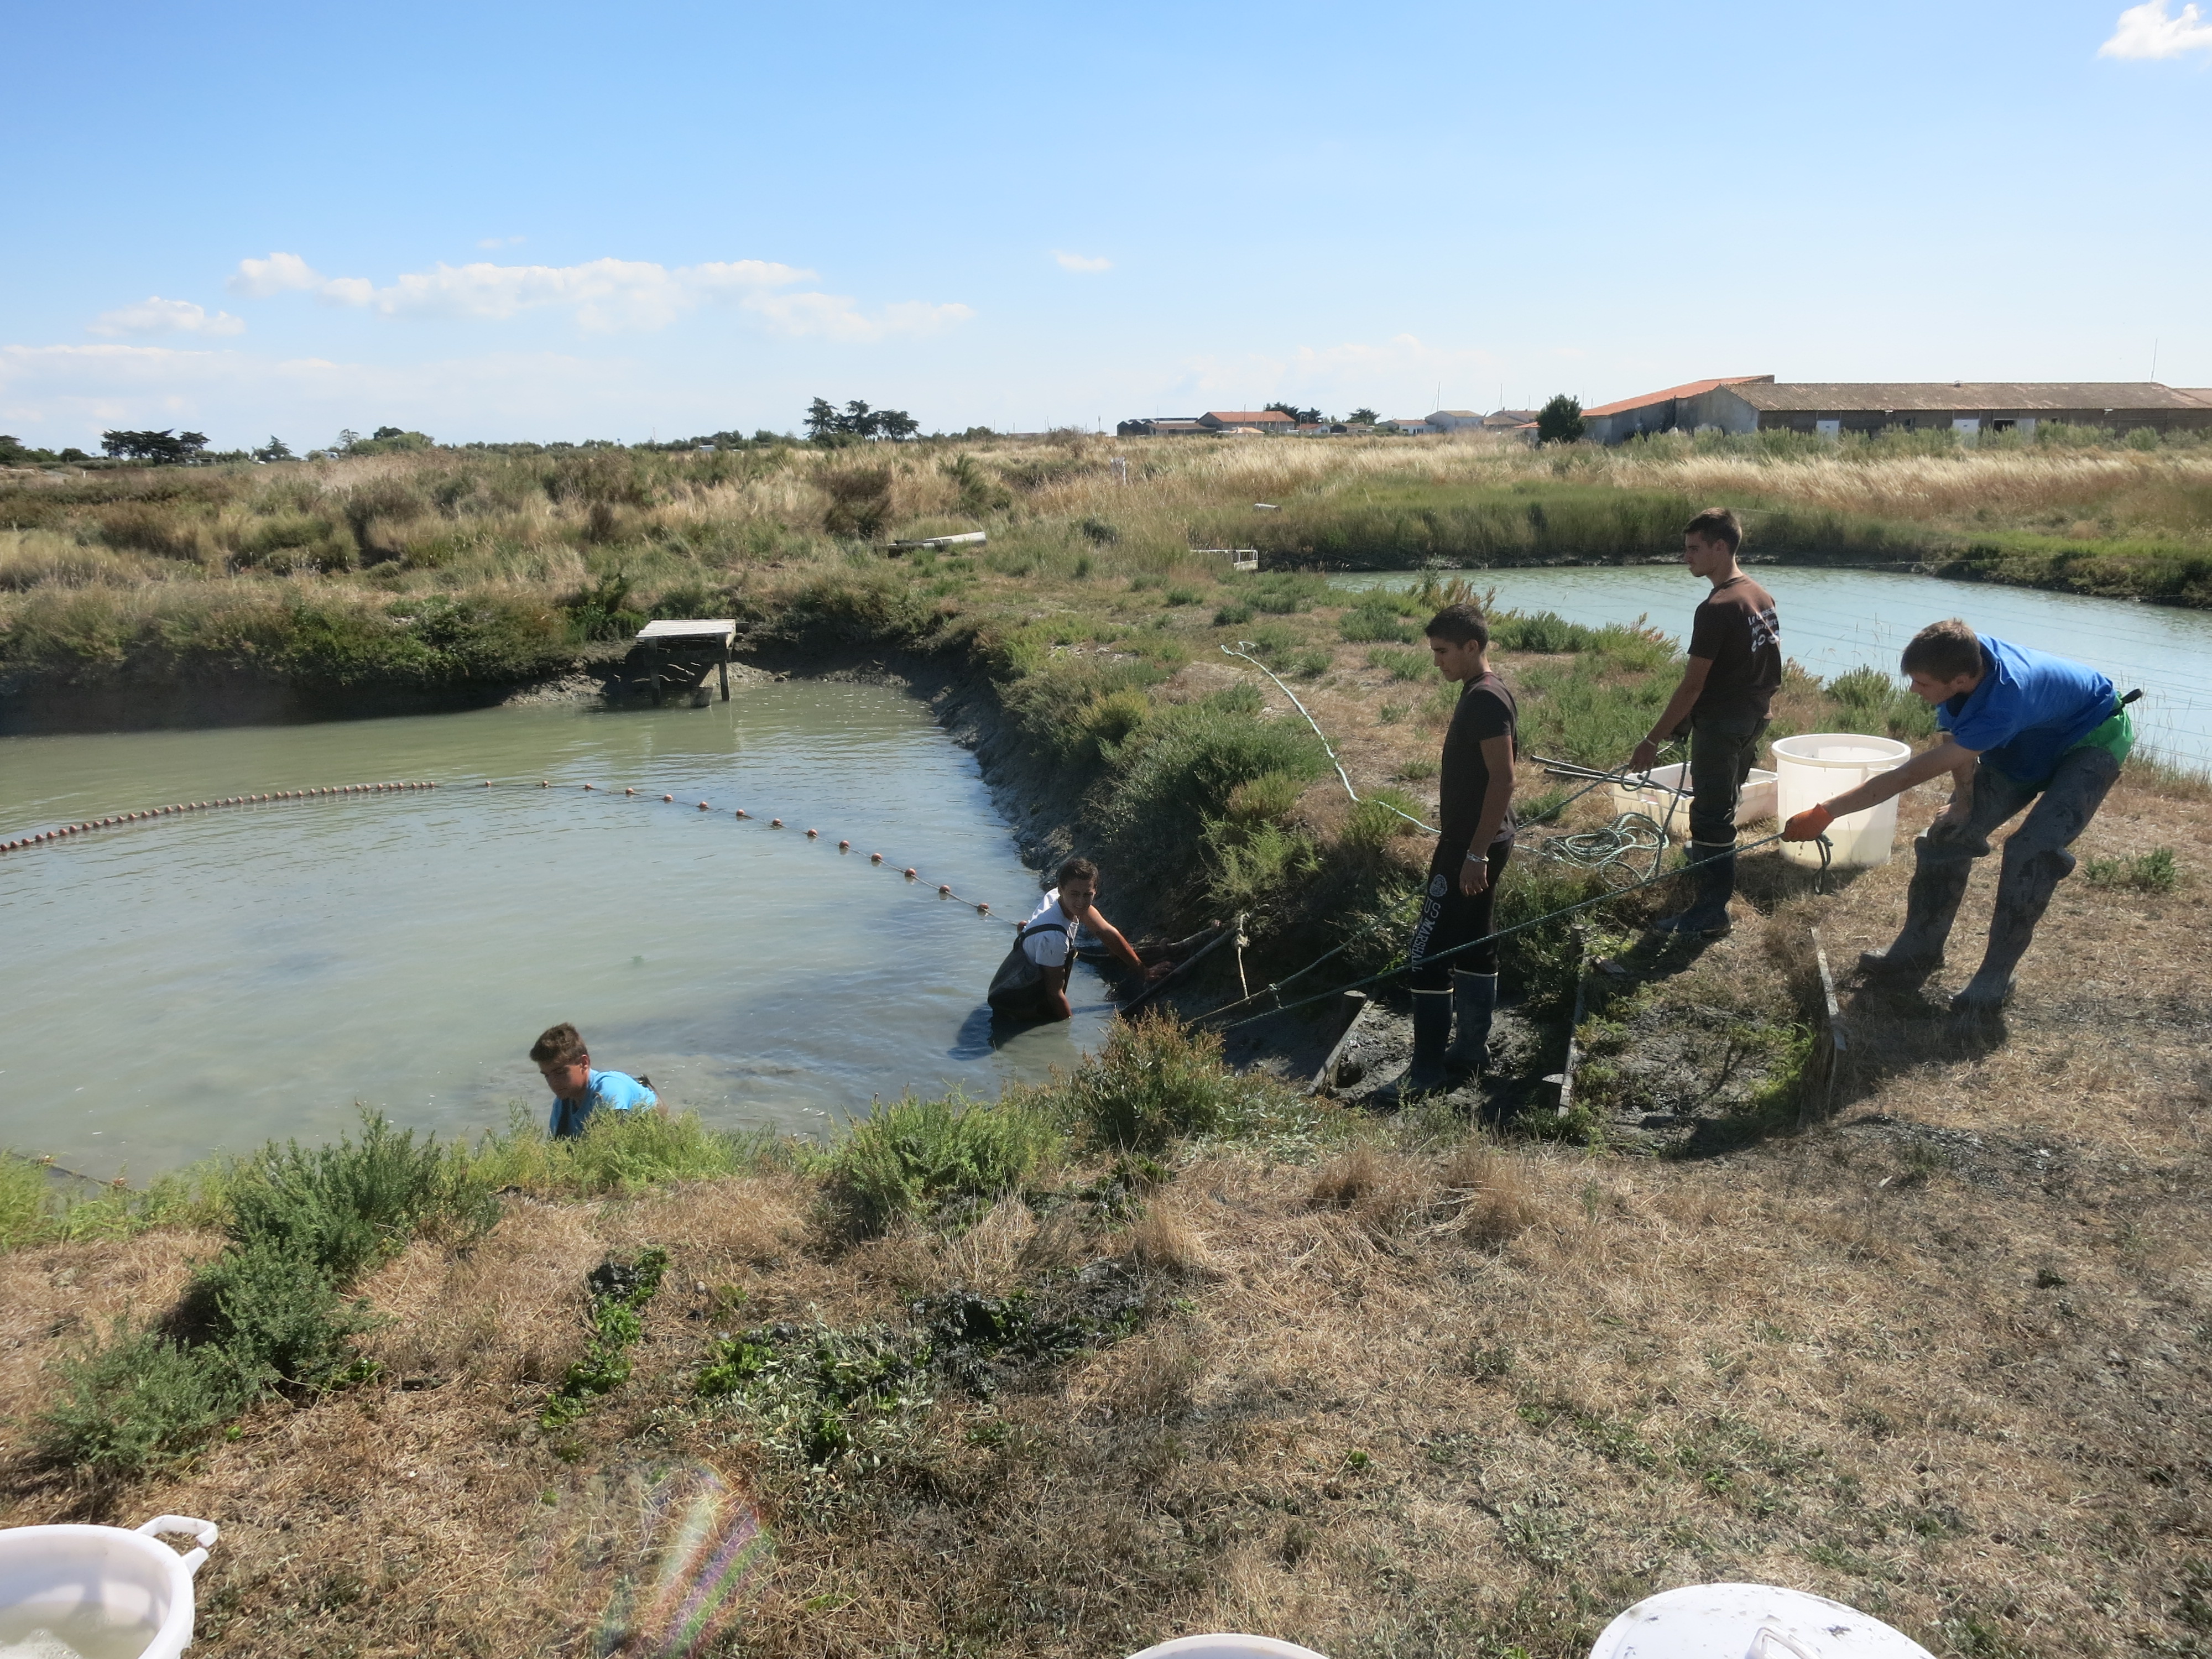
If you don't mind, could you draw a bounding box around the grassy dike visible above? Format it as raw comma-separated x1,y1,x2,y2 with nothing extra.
4,435,2211,1657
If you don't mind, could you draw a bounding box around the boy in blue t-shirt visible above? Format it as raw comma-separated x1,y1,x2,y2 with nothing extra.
1780,618,2133,1025
529,1021,659,1138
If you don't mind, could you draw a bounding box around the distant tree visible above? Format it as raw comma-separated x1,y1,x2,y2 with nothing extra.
1348,406,1378,425
99,428,208,464
253,436,295,462
1536,394,1585,445
335,429,362,452
1263,401,1324,425
806,398,919,442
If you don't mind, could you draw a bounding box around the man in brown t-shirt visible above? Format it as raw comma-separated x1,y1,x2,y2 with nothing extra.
1625,506,1780,938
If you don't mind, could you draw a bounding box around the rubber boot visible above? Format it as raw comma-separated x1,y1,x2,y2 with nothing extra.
1952,848,2073,1025
1375,990,1453,1104
1444,971,1499,1078
1859,841,1971,984
1653,842,1735,938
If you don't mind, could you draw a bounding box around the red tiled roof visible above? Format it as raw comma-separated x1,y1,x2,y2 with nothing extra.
1581,376,1771,420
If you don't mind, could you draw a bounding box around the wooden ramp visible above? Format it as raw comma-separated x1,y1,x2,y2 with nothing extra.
636,619,737,706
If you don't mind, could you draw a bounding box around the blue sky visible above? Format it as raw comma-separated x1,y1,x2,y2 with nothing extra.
3,1,2207,448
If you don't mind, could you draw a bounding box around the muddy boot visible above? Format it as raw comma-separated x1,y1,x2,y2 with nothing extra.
1373,990,1453,1105
1444,971,1498,1079
1652,842,1736,938
1952,848,2073,1026
1859,844,1971,984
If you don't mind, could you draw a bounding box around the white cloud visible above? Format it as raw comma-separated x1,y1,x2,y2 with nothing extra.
2100,1,2212,57
1053,251,1112,273
228,252,325,297
87,297,246,338
221,251,973,338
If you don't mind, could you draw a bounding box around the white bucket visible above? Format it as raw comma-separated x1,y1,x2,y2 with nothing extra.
1588,1582,1935,1659
1609,763,1779,842
1128,1639,1331,1659
1769,733,1913,869
0,1516,217,1659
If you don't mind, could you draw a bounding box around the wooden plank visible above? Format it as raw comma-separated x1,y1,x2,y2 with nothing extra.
889,531,988,549
1310,991,1371,1095
1550,935,1591,1119
637,618,737,641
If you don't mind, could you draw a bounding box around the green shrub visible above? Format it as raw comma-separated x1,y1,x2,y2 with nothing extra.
228,1113,498,1283
1203,818,1321,915
1338,596,1416,644
1223,770,1306,824
1164,586,1201,607
822,1093,1062,1235
1365,646,1433,681
35,1113,499,1472
1046,1017,1311,1152
2084,846,2178,893
1290,649,1332,678
1491,609,1597,654
1213,602,1254,626
1344,788,1430,849
186,1241,368,1386
1514,654,1671,765
1089,694,1331,880
37,1326,256,1475
1827,665,1938,740
465,1107,774,1197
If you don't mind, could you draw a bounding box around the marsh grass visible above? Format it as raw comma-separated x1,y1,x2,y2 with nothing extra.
821,1092,1063,1237
38,1112,500,1473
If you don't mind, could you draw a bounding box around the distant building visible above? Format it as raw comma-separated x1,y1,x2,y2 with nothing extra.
1198,410,1298,433
1583,377,2212,444
1385,417,1438,435
1116,417,1208,436
1424,409,1485,432
1579,377,1772,444
1481,408,1539,432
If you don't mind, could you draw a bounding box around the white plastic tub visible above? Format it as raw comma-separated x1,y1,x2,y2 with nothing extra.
1128,1638,1331,1659
1609,763,1778,842
1588,1582,1934,1659
0,1516,217,1659
1769,733,1913,869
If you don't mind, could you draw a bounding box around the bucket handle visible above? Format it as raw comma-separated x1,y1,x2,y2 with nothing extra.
137,1515,220,1577
1747,1627,1819,1659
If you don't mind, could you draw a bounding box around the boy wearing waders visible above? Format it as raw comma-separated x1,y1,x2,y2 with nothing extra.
1385,602,1516,1099
1781,618,2134,1026
530,1022,659,1139
1627,507,1781,940
987,857,1164,1023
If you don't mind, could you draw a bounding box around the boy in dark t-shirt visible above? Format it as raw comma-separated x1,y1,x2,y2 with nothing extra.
1626,507,1780,939
1384,602,1517,1099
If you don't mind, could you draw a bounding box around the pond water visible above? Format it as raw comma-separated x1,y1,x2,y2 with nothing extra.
1330,566,2212,774
0,685,1115,1178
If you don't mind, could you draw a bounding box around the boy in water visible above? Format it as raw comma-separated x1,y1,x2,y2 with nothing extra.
1387,601,1516,1098
530,1022,659,1138
1627,506,1782,939
1782,618,2132,1026
987,857,1165,1023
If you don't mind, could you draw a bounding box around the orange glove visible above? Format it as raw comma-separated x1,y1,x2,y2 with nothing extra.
1783,804,1834,842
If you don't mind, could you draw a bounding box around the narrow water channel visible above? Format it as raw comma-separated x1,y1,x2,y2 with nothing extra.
1330,566,2212,773
0,684,1113,1177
